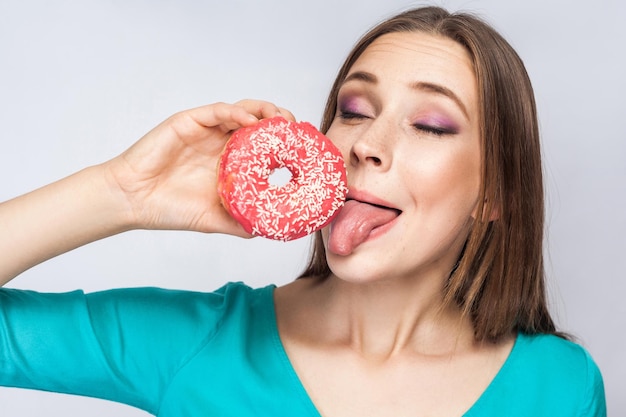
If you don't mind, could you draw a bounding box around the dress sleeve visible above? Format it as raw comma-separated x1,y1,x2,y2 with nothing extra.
578,349,607,417
0,286,228,414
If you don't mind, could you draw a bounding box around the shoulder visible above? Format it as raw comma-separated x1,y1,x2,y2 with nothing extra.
488,333,606,416
515,333,591,366
513,333,602,384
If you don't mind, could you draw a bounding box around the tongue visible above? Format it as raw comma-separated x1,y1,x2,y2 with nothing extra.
328,199,399,256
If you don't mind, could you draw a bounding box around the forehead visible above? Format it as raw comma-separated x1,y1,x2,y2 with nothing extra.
349,31,478,114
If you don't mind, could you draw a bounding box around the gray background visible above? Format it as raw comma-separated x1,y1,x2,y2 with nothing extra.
0,0,623,415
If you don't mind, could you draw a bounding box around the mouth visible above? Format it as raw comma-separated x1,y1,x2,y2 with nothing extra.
346,198,403,217
345,191,403,217
327,191,402,255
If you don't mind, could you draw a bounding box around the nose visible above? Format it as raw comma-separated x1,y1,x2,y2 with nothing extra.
349,120,392,171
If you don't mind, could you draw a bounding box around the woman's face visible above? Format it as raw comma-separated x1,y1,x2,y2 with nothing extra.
323,31,481,284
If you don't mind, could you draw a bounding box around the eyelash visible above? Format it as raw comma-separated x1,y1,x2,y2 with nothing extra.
413,123,452,137
338,110,367,120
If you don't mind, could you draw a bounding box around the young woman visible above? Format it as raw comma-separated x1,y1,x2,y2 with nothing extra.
0,6,606,417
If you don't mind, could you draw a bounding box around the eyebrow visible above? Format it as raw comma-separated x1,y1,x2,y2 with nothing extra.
342,70,470,120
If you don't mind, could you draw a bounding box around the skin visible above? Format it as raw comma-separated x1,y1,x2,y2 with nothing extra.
274,32,514,417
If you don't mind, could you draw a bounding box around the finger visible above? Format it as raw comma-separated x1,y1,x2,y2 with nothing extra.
277,107,297,122
234,99,293,121
186,102,258,130
177,100,297,135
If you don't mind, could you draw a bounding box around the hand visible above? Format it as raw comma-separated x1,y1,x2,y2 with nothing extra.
105,100,296,236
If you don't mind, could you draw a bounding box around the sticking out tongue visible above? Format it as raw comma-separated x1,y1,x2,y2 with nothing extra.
328,199,400,256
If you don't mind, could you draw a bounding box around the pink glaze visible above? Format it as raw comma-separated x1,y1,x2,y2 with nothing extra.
218,117,348,241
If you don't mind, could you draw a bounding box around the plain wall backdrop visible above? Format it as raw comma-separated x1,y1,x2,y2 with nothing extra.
1,0,624,415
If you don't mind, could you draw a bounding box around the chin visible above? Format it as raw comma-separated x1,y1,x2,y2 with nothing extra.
325,252,393,285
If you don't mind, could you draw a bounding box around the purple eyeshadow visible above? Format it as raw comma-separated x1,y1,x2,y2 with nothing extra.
415,114,459,133
339,96,361,114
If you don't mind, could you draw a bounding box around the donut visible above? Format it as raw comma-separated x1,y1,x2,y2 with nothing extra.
217,116,348,241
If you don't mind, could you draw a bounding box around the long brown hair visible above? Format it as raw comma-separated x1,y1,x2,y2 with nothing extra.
299,6,558,342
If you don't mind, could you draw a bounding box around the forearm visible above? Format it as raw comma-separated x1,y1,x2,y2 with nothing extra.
0,164,132,285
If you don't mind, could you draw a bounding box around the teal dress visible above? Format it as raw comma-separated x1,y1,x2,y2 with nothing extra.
0,282,606,416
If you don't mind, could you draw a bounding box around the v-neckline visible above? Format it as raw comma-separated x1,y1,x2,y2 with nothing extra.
264,285,521,417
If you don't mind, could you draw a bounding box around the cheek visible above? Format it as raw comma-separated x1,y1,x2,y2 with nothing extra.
408,145,481,209
449,159,481,213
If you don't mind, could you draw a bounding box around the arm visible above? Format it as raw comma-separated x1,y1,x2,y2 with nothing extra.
0,100,295,285
0,286,232,414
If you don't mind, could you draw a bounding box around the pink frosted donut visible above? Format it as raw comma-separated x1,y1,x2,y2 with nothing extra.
217,116,347,241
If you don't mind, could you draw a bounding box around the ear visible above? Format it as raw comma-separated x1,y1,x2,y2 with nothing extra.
485,203,499,221
471,199,500,222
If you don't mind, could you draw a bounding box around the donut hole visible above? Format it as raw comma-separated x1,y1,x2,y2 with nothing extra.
268,167,293,187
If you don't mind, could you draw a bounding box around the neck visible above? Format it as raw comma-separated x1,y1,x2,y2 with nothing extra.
308,273,476,360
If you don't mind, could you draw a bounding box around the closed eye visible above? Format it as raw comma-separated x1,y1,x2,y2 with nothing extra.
339,110,368,120
413,123,456,136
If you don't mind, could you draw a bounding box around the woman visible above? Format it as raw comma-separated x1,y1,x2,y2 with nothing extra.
0,6,606,417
